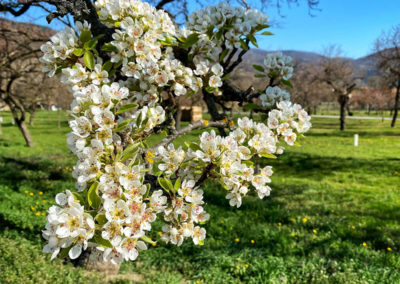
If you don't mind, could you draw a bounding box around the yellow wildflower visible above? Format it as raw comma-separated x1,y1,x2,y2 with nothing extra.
234,238,240,243
35,212,40,216
244,264,249,268
277,222,282,226
203,120,209,126
351,225,355,229
362,242,367,247
387,247,392,251
228,120,234,127
158,231,162,236
302,217,307,223
30,192,34,196
251,240,255,244
39,192,43,195
221,117,228,123
313,229,317,234
24,190,29,194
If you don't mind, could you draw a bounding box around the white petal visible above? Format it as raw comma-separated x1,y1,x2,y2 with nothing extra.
69,243,82,259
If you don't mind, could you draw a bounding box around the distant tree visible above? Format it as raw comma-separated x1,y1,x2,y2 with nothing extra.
291,61,328,114
317,46,360,131
374,24,400,127
0,19,52,146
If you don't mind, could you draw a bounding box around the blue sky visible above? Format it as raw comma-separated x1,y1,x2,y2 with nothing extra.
3,0,400,59
259,0,400,58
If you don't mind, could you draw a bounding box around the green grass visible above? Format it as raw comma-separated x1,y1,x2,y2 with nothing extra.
0,110,399,283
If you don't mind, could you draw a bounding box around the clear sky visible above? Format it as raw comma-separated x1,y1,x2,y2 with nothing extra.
259,0,400,58
2,0,400,59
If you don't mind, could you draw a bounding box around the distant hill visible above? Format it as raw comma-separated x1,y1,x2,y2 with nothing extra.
230,48,379,89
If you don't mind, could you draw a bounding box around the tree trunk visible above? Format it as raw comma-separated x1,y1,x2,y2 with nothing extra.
175,106,182,130
29,109,36,126
8,102,34,147
338,95,348,131
391,85,400,127
73,247,120,275
202,90,226,136
17,119,34,147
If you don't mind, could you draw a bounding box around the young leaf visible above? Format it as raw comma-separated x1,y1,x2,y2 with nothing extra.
181,33,199,49
113,119,132,132
102,61,113,72
73,48,84,57
252,64,265,72
259,152,277,159
84,38,98,50
240,39,249,50
248,34,258,48
281,79,294,89
88,182,101,209
79,30,91,44
101,43,118,52
219,49,230,62
95,213,108,226
158,177,174,192
174,178,181,192
255,74,267,78
116,103,138,115
94,231,113,248
261,31,274,36
84,51,95,70
140,235,156,245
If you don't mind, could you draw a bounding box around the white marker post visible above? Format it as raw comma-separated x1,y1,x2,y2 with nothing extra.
354,134,359,147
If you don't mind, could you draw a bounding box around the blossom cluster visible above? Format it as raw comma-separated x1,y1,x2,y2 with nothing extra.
263,52,294,80
39,0,311,265
187,2,268,49
260,86,290,108
42,190,95,260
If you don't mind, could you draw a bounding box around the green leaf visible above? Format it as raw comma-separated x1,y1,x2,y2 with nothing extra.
174,178,181,192
255,24,270,31
94,231,113,248
140,235,156,245
116,104,138,115
72,192,85,205
84,38,98,50
84,51,95,70
255,74,267,78
261,31,274,36
79,30,92,44
205,86,215,93
181,33,199,49
101,43,117,52
58,246,72,259
240,39,249,51
248,34,258,48
259,152,277,159
102,61,113,72
113,119,132,132
221,73,231,81
242,160,254,168
219,49,230,62
95,213,107,226
73,48,84,57
281,79,294,89
88,182,101,209
243,103,261,111
252,64,265,72
158,177,173,192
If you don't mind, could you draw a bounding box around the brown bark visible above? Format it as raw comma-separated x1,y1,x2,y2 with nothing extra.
73,247,120,275
391,85,399,127
175,105,182,130
29,109,36,126
338,94,348,131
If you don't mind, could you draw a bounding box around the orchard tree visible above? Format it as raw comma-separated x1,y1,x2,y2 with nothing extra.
317,47,360,130
5,0,311,274
374,24,400,127
0,19,54,146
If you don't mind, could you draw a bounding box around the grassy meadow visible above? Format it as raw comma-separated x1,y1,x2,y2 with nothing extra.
0,110,399,283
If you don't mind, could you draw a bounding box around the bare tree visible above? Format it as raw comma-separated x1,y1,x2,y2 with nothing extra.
317,46,360,130
0,19,53,146
291,61,329,114
374,24,400,127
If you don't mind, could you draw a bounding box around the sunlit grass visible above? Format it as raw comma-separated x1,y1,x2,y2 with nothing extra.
0,110,399,283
